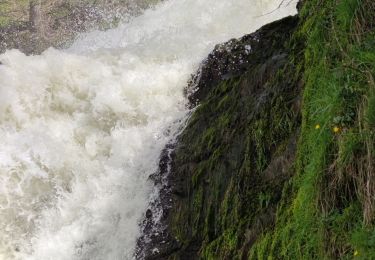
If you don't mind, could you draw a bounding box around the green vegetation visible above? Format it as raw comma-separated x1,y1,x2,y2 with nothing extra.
0,0,28,26
250,0,375,258
1,0,373,258
166,16,301,259
165,0,375,259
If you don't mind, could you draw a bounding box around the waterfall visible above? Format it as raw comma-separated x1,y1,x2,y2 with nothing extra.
0,0,297,259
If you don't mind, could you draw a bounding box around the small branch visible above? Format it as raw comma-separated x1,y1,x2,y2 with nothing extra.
255,0,297,18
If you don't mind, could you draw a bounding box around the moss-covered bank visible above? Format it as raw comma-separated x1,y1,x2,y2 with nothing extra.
146,0,375,259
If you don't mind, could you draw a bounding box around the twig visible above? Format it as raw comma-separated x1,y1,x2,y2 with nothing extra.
255,0,297,18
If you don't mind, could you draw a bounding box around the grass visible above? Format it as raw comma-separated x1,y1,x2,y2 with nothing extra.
0,1,27,26
249,0,375,258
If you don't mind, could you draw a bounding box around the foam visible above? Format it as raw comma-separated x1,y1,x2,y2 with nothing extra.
0,0,297,259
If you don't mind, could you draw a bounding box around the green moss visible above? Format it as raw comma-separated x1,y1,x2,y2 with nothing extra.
163,1,374,259
0,17,11,27
167,16,301,259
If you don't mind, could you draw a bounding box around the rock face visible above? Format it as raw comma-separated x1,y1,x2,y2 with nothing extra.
140,0,375,258
166,16,302,259
138,15,303,259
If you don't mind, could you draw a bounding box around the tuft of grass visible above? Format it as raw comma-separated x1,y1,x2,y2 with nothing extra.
365,93,375,128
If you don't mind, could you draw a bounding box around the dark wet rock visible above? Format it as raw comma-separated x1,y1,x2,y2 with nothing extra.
137,14,304,259
136,144,181,260
186,15,299,107
146,209,153,219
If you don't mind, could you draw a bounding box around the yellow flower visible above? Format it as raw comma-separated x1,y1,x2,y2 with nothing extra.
315,124,321,129
354,250,359,256
333,126,340,133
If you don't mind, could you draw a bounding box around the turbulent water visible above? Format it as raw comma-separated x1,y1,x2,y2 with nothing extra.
0,0,296,259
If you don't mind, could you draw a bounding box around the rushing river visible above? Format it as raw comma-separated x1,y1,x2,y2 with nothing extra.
0,0,296,259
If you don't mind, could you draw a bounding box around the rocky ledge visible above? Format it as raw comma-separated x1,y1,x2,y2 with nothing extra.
138,0,375,258
137,14,303,259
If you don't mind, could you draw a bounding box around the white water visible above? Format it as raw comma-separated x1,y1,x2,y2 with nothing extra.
0,0,297,259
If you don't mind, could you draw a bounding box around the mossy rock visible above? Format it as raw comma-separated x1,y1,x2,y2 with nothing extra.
141,15,303,260
144,0,375,259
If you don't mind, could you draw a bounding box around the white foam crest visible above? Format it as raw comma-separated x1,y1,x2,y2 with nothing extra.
0,0,297,259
